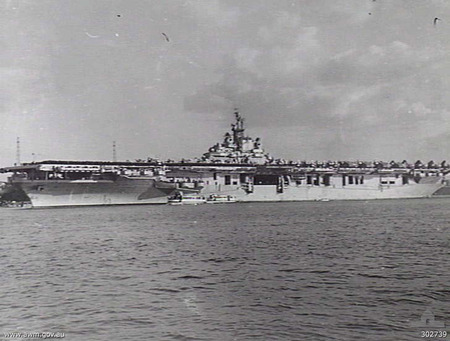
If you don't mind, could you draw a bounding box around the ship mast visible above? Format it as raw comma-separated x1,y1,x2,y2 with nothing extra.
112,141,117,162
232,109,245,151
16,137,21,165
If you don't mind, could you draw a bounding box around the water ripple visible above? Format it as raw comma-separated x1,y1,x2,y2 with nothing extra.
1,199,449,340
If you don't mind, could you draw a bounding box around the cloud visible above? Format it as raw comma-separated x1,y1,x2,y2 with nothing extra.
184,0,450,160
2,0,450,166
184,0,240,27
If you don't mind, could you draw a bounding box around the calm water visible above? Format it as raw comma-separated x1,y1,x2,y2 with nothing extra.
0,199,449,341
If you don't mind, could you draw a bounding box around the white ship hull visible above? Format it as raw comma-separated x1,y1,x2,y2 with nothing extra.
12,172,445,208
238,182,443,201
17,175,445,208
198,175,444,202
16,177,177,208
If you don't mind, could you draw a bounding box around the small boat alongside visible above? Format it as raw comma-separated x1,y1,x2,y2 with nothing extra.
167,192,206,205
2,201,33,209
206,194,236,204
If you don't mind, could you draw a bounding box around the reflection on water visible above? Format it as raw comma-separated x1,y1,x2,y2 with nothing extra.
1,198,449,340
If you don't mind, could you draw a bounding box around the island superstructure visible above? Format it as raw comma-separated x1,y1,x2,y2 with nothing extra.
202,111,269,164
0,110,446,207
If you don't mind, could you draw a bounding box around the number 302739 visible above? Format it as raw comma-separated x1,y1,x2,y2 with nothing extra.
421,330,447,338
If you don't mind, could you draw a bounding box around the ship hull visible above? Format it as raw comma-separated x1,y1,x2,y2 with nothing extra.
434,186,450,196
238,182,444,201
12,174,445,208
15,177,178,208
433,174,450,196
198,175,445,202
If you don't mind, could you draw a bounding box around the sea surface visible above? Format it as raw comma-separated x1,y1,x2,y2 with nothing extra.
1,198,449,341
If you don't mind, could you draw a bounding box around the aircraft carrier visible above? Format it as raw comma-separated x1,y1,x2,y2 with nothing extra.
0,110,446,207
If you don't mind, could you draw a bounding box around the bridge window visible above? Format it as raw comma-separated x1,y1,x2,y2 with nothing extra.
225,175,231,185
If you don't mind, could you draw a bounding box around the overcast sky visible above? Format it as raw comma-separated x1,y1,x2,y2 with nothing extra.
2,0,450,169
